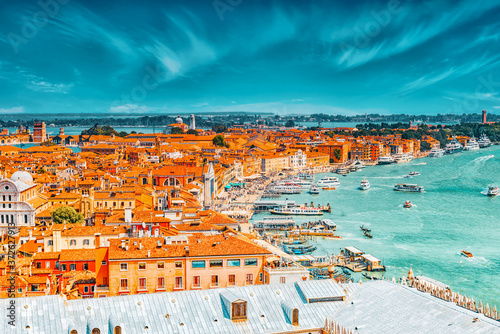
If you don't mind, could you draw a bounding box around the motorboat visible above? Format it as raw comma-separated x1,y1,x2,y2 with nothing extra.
336,167,348,175
404,175,412,179
478,133,492,148
464,137,480,151
317,176,340,187
428,147,445,157
378,156,396,165
360,225,371,232
393,184,424,192
321,186,336,190
408,172,420,176
353,160,365,169
404,201,412,208
309,185,320,194
394,153,413,163
444,137,463,154
461,250,473,258
363,231,373,238
486,184,499,197
359,179,370,190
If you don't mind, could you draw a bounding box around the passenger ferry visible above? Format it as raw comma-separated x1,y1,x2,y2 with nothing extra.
428,147,445,157
317,176,340,187
299,225,338,237
464,137,480,150
308,185,320,194
270,205,323,216
394,153,413,163
279,177,313,187
444,137,463,154
298,172,314,180
359,179,370,190
253,217,296,232
393,184,424,192
378,156,396,165
478,133,492,148
272,183,302,194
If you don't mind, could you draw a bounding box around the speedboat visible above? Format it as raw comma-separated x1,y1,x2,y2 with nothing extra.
444,137,463,154
309,185,320,195
360,225,371,232
478,133,492,148
317,176,340,187
428,147,445,157
486,184,499,197
378,156,396,165
394,184,424,192
404,201,412,208
359,179,370,190
464,137,480,151
404,175,412,179
394,153,413,163
321,186,336,190
461,250,473,258
408,172,420,176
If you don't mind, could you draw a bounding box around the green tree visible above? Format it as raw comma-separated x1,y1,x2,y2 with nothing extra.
420,141,431,151
170,127,184,134
212,124,228,133
40,140,57,146
213,134,226,147
285,120,295,127
333,149,341,161
51,206,84,225
186,129,198,135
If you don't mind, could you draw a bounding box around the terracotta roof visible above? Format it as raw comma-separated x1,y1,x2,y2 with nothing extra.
59,249,96,261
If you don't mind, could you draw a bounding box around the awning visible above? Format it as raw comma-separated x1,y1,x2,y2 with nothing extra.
265,256,280,262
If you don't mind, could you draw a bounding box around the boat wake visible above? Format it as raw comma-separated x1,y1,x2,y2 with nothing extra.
470,155,495,164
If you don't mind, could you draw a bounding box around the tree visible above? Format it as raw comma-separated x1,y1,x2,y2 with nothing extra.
285,120,295,127
170,127,184,134
51,206,84,225
213,134,226,147
420,141,431,151
333,149,341,162
40,140,57,146
186,129,198,135
212,124,228,133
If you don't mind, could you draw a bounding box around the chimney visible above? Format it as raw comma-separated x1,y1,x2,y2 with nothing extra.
95,233,101,249
121,240,125,249
124,208,132,223
139,243,143,250
147,250,151,258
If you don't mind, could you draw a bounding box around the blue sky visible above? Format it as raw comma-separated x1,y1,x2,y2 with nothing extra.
1,0,500,116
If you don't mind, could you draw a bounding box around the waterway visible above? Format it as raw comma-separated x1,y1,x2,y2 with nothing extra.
252,145,500,306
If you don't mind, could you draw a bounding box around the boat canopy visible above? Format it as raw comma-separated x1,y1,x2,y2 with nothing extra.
321,219,336,227
361,254,380,263
345,246,364,254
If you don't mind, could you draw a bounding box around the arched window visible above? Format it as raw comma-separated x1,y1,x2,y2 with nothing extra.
70,330,78,334
92,329,100,334
114,326,122,334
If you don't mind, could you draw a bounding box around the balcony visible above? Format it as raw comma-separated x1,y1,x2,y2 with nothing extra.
95,285,109,292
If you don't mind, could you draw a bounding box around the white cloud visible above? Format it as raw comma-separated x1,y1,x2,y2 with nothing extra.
27,80,73,94
109,104,153,113
0,106,25,114
192,102,209,107
493,106,500,109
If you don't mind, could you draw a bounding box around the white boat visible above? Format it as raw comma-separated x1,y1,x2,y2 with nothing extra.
478,133,492,148
353,160,365,169
298,172,314,180
393,184,424,192
408,172,420,176
336,167,348,175
378,156,396,165
272,183,302,194
486,184,499,197
428,147,445,157
464,137,480,151
445,137,463,154
359,179,370,190
279,177,313,187
270,206,323,216
253,217,296,231
309,185,320,194
394,153,413,163
317,176,340,187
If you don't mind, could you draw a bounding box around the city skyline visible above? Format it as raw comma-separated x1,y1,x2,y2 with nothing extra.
2,0,500,116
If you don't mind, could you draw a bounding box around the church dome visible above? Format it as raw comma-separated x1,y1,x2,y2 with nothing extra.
175,115,183,124
10,171,33,185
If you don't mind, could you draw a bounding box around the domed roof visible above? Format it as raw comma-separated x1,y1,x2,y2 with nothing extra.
175,115,183,124
10,171,33,185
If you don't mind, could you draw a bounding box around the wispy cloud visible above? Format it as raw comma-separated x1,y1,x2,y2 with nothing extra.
109,104,153,114
0,106,25,114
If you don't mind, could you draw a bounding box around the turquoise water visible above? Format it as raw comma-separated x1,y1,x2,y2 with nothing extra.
253,146,500,306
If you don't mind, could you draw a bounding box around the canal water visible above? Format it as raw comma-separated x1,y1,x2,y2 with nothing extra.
252,145,500,306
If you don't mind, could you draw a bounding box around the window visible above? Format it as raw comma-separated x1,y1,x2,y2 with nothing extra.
138,262,146,270
92,329,100,334
48,240,53,246
227,259,240,267
18,288,22,293
120,263,128,271
45,262,50,269
192,260,206,269
84,286,89,293
264,274,268,284
36,262,41,269
101,260,107,265
157,261,165,269
157,277,165,289
174,261,182,269
83,239,90,245
71,330,78,334
120,279,128,290
232,301,247,320
244,258,258,266
139,278,147,290
70,239,76,246
114,326,122,334
246,274,253,285
55,261,59,270
210,260,223,268
211,275,219,287
229,274,236,286
70,264,76,271
193,276,201,287
259,273,263,282
280,277,286,284
91,286,95,292
175,277,183,289
61,264,67,271
24,215,28,224
83,263,88,270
